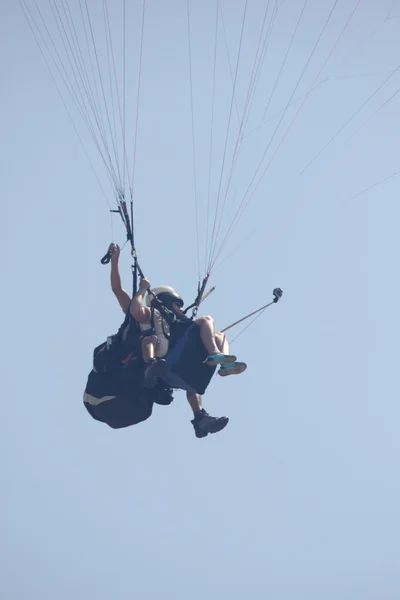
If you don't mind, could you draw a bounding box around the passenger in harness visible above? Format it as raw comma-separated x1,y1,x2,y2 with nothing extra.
131,282,247,384
129,280,247,439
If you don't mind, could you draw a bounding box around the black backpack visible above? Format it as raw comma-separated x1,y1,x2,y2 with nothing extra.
93,310,142,374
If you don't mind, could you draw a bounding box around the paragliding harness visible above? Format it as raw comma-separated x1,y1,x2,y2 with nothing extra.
153,276,218,395
138,272,219,394
85,296,174,430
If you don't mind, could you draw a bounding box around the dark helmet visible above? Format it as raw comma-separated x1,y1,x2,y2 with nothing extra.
146,285,184,310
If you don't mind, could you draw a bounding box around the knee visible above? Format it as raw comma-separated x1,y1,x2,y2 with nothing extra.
197,315,214,325
142,335,157,347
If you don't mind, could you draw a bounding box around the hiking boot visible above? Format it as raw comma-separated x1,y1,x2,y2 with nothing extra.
191,409,229,438
218,362,247,377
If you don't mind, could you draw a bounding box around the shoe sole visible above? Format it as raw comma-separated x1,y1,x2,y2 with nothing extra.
218,362,247,377
205,354,237,366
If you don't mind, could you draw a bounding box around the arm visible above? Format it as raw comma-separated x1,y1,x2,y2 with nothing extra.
108,243,131,313
130,278,151,323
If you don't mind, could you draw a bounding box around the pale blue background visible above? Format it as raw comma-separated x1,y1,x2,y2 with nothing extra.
2,1,400,599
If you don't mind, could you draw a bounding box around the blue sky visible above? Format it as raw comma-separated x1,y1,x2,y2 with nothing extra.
3,1,400,598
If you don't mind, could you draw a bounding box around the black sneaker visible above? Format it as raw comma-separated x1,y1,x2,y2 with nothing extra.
191,409,229,438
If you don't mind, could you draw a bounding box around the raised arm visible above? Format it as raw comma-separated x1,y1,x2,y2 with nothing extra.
130,277,151,323
108,243,131,313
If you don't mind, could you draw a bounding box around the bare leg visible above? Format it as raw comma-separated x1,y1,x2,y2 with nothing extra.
141,335,157,362
195,315,220,355
143,335,161,388
186,391,203,414
194,316,236,365
215,332,229,354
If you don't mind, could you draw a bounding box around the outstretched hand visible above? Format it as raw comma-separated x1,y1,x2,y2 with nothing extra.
108,243,120,262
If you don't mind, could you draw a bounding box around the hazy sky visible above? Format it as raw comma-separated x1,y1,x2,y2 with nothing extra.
3,1,400,599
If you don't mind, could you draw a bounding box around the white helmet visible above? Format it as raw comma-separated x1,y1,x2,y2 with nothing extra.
146,285,184,309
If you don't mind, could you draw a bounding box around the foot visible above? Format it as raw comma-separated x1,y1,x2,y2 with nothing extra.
144,359,167,388
191,409,229,438
218,362,247,377
204,352,237,366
